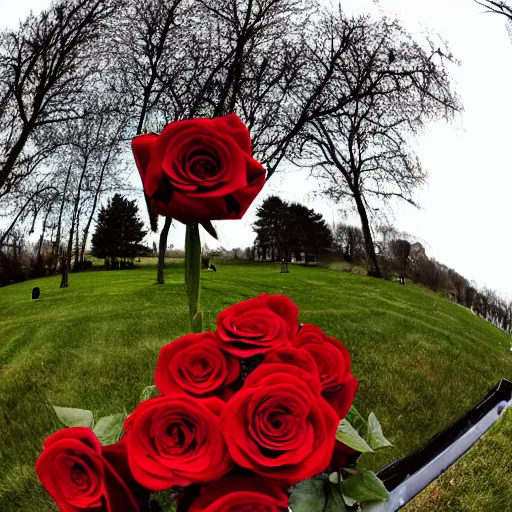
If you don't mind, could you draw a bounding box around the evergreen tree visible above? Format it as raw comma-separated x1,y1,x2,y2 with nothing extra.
284,203,332,263
253,196,287,262
254,196,332,262
92,194,146,268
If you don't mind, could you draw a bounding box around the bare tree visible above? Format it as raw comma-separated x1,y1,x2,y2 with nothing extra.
78,118,126,265
390,239,411,285
0,180,57,245
300,13,460,277
0,0,118,198
58,101,126,286
332,223,365,263
111,0,326,283
476,1,512,20
109,0,198,284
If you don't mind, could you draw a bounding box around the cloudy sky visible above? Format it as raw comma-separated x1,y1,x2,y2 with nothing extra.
1,0,511,298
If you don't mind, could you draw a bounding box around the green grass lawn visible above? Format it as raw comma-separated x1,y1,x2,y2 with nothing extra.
0,261,511,511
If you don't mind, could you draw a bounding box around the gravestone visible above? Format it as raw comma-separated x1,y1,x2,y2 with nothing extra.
32,287,40,300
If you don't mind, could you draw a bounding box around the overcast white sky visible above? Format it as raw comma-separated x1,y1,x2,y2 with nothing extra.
1,0,511,298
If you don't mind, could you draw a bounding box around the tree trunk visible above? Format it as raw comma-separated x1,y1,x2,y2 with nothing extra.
37,205,53,258
74,213,80,270
64,157,88,281
60,248,68,288
157,217,172,284
80,201,97,264
80,143,115,263
354,193,382,278
401,258,407,286
63,230,74,284
52,163,73,273
0,124,32,191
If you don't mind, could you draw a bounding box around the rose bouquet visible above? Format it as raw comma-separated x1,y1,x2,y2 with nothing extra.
37,294,391,512
36,115,391,511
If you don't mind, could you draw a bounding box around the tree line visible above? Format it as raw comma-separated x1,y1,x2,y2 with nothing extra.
250,198,511,335
333,223,512,335
1,0,507,333
0,0,461,288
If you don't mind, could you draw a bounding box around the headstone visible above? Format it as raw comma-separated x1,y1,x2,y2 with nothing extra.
32,287,40,300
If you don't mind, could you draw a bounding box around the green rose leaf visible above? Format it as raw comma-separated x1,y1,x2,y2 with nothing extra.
140,385,160,403
326,482,348,512
93,413,126,446
366,412,393,450
53,406,94,428
336,419,374,453
342,471,389,503
346,405,368,438
289,476,327,512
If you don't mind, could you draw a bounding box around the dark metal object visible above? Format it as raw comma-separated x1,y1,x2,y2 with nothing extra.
365,379,512,511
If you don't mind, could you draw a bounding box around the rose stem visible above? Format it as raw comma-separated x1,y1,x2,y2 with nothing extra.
185,223,203,333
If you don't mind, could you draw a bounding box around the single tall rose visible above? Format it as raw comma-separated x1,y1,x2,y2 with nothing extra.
294,324,358,419
189,475,289,512
125,395,233,491
221,363,339,482
36,427,142,512
216,294,299,357
155,332,240,399
131,114,265,224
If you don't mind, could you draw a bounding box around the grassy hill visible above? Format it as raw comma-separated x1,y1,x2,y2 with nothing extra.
0,261,511,511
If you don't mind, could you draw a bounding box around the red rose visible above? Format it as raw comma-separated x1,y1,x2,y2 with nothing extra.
36,427,141,512
131,114,265,224
294,324,358,419
263,345,320,378
221,364,339,482
125,395,233,491
189,475,289,512
217,294,299,357
154,332,240,398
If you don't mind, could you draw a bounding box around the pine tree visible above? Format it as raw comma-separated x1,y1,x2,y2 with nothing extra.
92,194,147,269
254,196,332,262
253,196,287,262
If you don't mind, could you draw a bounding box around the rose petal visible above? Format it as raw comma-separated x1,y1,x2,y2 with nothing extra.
215,113,253,154
189,474,288,512
132,133,158,181
126,395,233,490
155,332,233,397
